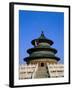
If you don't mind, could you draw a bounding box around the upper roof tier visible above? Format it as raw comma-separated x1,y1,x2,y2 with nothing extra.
31,31,54,46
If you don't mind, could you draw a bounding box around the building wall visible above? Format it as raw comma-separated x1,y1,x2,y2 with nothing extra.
29,58,57,67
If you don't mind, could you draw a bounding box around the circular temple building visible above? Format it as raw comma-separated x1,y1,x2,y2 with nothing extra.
24,31,60,67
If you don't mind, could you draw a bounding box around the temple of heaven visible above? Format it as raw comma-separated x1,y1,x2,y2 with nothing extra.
24,31,60,67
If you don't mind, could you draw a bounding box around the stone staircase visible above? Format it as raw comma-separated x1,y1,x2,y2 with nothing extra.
34,66,49,78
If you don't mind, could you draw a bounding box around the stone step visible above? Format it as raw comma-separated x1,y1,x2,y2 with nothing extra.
34,67,49,78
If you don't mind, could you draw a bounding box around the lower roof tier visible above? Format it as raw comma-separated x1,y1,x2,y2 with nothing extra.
24,56,60,62
27,47,57,54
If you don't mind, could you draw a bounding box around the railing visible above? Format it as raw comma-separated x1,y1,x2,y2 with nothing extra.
47,63,64,78
19,64,37,79
32,64,38,78
46,63,50,77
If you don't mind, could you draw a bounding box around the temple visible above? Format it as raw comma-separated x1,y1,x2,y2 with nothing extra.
24,31,60,66
19,32,64,79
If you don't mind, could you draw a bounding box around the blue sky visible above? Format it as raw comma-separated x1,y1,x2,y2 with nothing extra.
19,10,64,64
